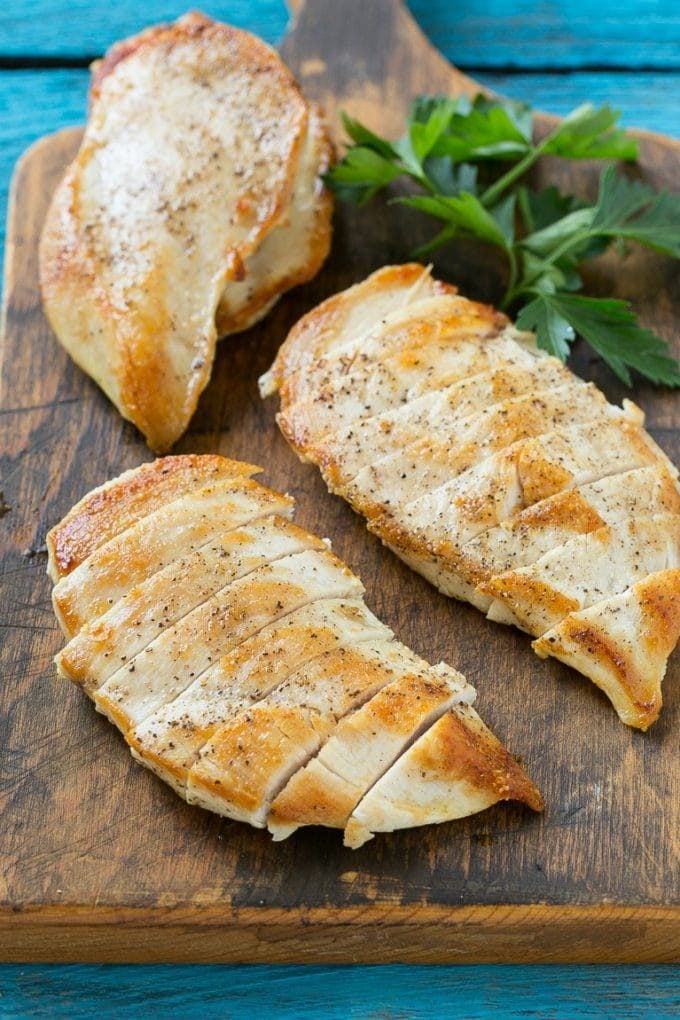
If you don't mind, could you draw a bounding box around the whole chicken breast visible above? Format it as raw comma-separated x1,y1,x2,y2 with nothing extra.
49,456,542,847
39,13,332,451
263,265,680,729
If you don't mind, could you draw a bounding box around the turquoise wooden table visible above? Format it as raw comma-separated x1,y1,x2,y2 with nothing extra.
1,0,679,1015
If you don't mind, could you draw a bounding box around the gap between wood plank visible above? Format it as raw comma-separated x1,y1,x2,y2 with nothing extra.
2,57,680,74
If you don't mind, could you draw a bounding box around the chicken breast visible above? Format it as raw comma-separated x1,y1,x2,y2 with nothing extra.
50,456,542,845
457,465,680,591
187,639,446,828
263,265,680,729
344,702,540,849
57,517,327,694
39,13,332,452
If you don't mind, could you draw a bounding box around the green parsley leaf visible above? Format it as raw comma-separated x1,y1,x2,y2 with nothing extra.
324,146,403,204
422,158,477,197
410,95,468,125
592,166,680,258
400,191,514,251
528,293,680,387
432,101,532,162
340,113,399,160
516,296,575,360
517,185,586,233
520,207,595,256
541,104,638,161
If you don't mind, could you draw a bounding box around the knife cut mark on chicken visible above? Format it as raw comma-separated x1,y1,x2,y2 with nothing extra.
49,455,542,847
39,13,333,452
263,264,680,730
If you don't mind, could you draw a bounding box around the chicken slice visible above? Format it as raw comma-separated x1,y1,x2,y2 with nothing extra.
266,662,476,840
279,334,514,456
129,598,391,795
52,477,294,638
40,14,331,451
482,513,680,635
57,517,325,692
371,422,678,613
275,288,511,411
260,263,454,396
186,638,429,826
341,393,643,524
458,464,680,591
277,294,496,440
92,548,363,733
534,570,680,730
46,454,258,582
345,702,544,848
370,401,635,567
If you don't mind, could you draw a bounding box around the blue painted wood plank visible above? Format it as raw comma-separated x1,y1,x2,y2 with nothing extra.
480,71,680,136
0,1,288,56
0,69,88,271
2,0,680,68
409,0,680,70
0,964,678,1019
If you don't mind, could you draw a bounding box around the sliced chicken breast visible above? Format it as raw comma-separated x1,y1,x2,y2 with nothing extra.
40,13,332,452
53,477,294,637
278,326,537,452
49,456,542,844
187,639,432,826
457,464,680,591
263,264,680,727
482,513,680,635
267,662,477,840
57,515,324,692
93,546,363,733
382,461,670,616
130,599,392,795
46,454,257,582
260,264,456,396
300,365,593,492
278,331,537,449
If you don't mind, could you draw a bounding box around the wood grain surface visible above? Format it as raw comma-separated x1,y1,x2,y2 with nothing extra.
1,0,679,963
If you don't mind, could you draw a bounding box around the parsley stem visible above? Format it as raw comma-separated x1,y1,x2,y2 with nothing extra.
505,229,599,306
500,249,519,309
480,145,544,206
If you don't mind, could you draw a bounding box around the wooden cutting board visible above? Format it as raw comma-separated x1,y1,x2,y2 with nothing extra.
1,0,678,963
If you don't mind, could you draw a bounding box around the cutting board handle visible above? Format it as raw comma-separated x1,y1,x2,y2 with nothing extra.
280,0,480,143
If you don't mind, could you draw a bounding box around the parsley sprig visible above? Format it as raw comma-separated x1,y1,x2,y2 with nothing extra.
325,95,680,387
